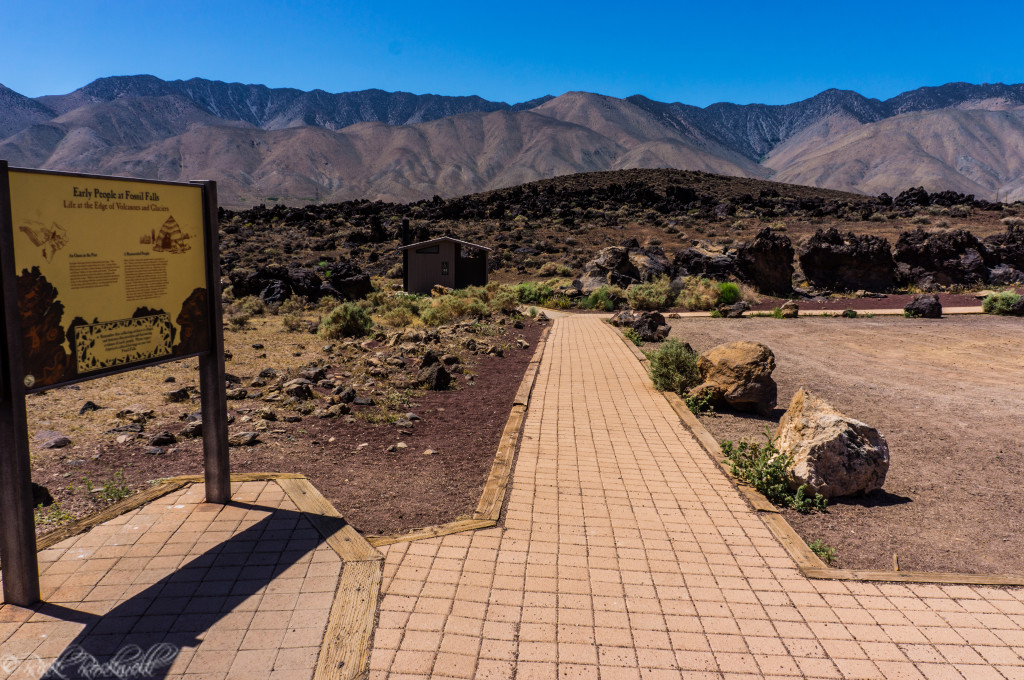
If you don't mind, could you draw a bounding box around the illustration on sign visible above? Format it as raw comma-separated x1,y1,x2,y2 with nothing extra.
8,171,210,389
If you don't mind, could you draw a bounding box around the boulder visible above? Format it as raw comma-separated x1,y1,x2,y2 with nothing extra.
983,225,1024,270
894,228,989,287
904,294,942,318
774,389,889,498
689,341,777,415
325,260,372,300
627,246,672,283
631,312,670,342
283,378,314,400
672,246,738,279
582,246,640,288
228,431,260,447
417,364,451,391
735,227,794,296
717,301,750,318
608,310,638,327
779,301,799,318
798,228,895,292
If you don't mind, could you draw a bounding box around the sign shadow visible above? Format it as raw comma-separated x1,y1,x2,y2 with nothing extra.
37,503,333,680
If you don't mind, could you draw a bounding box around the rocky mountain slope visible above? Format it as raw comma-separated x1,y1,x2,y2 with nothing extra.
4,76,1024,205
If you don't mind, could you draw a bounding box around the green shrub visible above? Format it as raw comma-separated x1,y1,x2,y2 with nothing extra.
278,295,309,315
684,390,716,416
623,328,643,346
98,470,132,504
548,295,573,309
645,339,701,394
538,262,573,277
488,287,520,314
627,276,676,310
808,539,836,564
319,302,374,339
677,277,720,311
420,295,490,326
721,430,827,513
982,291,1023,316
717,282,740,305
514,281,553,305
579,285,621,311
281,313,304,332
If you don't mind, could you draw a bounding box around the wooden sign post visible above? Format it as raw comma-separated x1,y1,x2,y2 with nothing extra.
0,163,229,606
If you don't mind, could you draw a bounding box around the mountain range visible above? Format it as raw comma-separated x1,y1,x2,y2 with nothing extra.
2,75,1024,207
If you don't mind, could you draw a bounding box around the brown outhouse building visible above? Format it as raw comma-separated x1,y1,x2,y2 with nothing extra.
399,236,492,294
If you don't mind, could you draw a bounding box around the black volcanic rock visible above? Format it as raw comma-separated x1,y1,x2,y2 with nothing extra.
984,225,1024,270
735,227,794,295
798,228,896,292
672,248,738,280
894,228,989,287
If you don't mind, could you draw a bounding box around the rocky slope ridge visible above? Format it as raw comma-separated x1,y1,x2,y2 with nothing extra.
3,76,1024,205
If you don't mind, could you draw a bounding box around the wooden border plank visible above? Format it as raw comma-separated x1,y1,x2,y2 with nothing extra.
367,518,497,547
278,477,381,563
313,559,382,680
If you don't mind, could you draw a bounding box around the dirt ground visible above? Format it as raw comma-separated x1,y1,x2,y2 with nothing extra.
666,313,1024,575
28,315,543,538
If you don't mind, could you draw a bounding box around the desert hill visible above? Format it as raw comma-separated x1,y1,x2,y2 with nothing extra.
4,76,1024,205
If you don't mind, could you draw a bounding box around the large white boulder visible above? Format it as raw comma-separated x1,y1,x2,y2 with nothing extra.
775,389,889,498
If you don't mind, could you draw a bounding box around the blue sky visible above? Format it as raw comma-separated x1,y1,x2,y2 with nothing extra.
3,0,1023,107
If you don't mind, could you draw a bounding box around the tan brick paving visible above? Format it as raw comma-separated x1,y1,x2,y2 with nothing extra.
0,481,340,680
369,316,1024,679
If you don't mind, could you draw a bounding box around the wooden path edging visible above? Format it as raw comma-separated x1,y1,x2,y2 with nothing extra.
366,323,551,547
613,322,1024,588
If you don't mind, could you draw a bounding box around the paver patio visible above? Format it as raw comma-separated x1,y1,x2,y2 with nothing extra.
368,315,1024,679
0,480,343,680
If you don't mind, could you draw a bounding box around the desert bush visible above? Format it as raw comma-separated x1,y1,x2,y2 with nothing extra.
676,277,720,311
808,539,836,564
281,313,304,332
225,309,251,330
579,285,622,311
868,213,887,222
1001,216,1024,228
982,291,1023,315
316,295,341,314
237,296,267,316
911,216,931,225
626,276,676,310
721,430,827,513
385,263,403,279
645,339,701,394
514,281,553,305
420,295,490,326
319,302,373,339
547,295,573,309
538,262,573,277
278,295,309,315
717,282,741,305
622,328,643,346
488,286,520,314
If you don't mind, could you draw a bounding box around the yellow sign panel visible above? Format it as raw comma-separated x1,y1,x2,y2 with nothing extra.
8,170,209,389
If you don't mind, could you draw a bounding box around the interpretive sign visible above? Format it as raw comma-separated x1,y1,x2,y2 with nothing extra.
0,164,230,607
7,170,210,391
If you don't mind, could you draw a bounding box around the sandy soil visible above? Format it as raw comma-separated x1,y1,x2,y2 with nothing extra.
667,314,1024,575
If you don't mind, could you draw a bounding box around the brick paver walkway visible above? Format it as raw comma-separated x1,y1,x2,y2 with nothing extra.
369,316,1024,679
0,480,340,680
